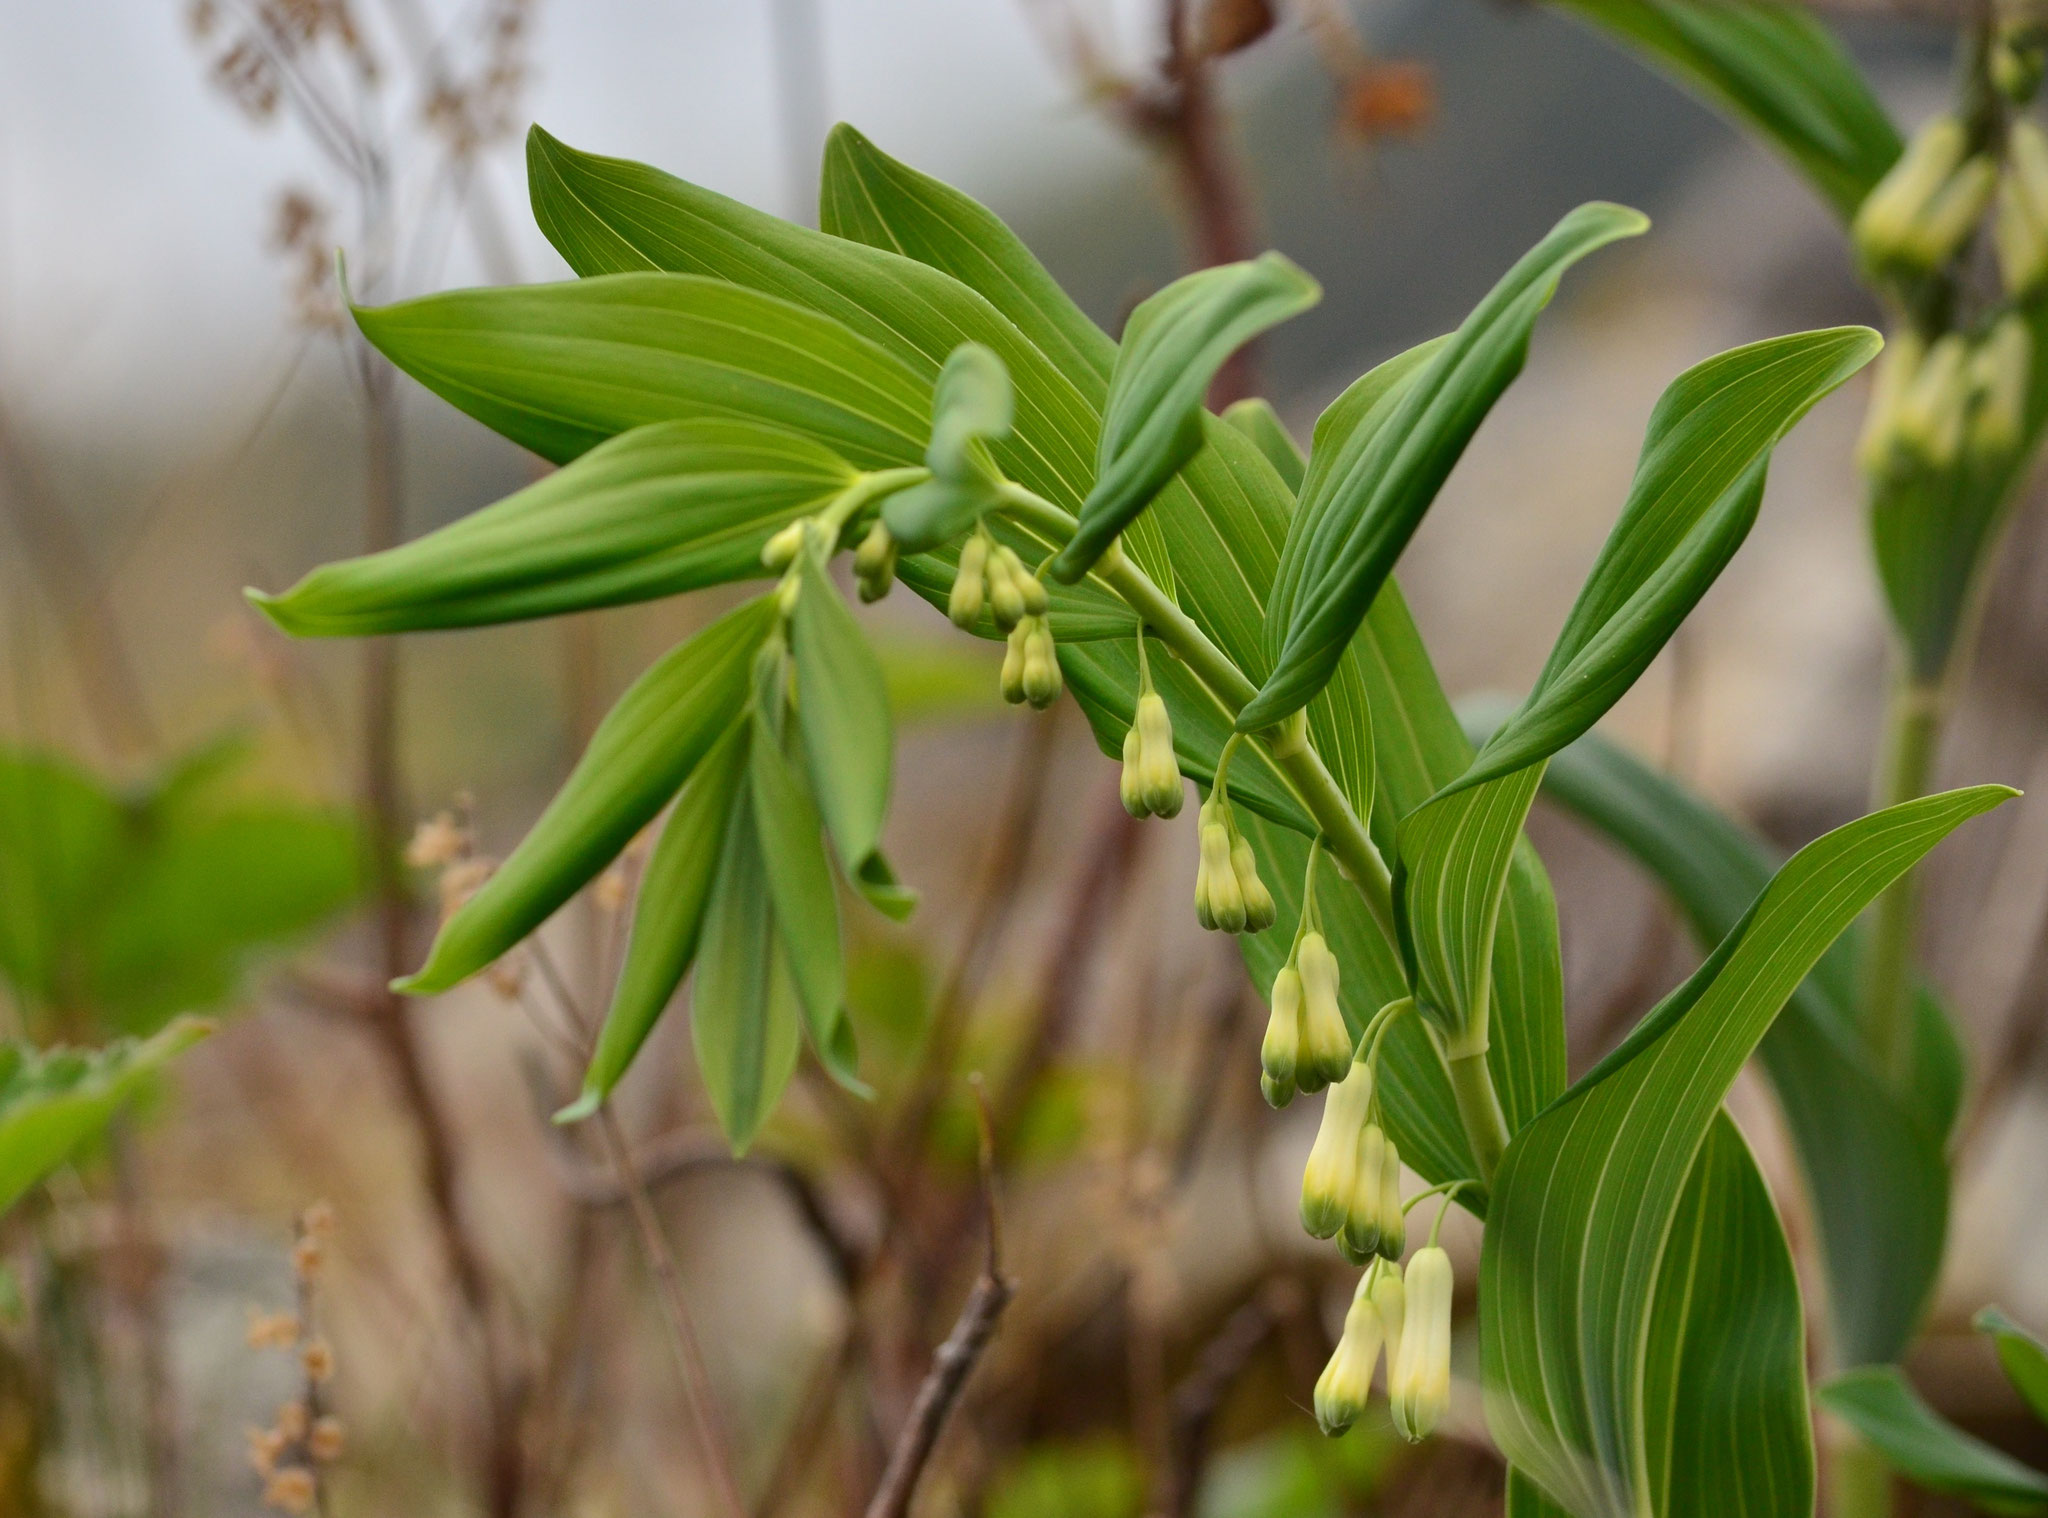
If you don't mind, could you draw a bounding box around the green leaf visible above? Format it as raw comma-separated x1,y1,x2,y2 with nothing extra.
399,597,776,994
1545,0,1900,221
749,643,861,1091
1818,1366,2048,1515
0,1018,212,1216
1484,785,2014,1518
560,718,750,1122
1219,398,1305,490
1046,254,1320,582
1396,326,1877,1058
352,273,932,471
1515,718,1963,1366
1245,203,1648,730
690,779,803,1154
790,551,894,880
253,420,856,635
1977,1308,2048,1426
882,342,1014,552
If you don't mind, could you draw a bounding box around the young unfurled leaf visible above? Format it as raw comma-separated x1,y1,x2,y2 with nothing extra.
883,343,1015,552
1244,203,1647,731
749,644,862,1093
1818,1367,2048,1514
1546,0,1900,222
1047,253,1319,582
1484,785,2013,1518
691,780,803,1154
1394,327,1878,1059
253,421,857,635
351,274,931,471
790,551,895,883
1516,717,1963,1367
1978,1308,2048,1426
0,1018,212,1216
559,719,751,1123
398,597,776,994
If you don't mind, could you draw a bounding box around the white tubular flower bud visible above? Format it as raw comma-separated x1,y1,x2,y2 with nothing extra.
1893,333,1971,467
1853,116,1969,270
1997,125,2048,298
1135,693,1183,817
1967,314,2032,461
854,520,898,602
1857,329,1926,480
1376,1134,1407,1261
1022,617,1063,708
1340,1123,1388,1264
1000,621,1029,705
1121,723,1152,817
1905,155,1998,268
1314,1272,1387,1436
1296,932,1350,1089
1231,833,1277,933
1018,561,1050,617
1195,802,1247,933
1262,964,1303,1100
1371,1264,1406,1373
761,519,807,570
949,533,989,628
987,545,1029,629
1390,1245,1453,1443
1301,1057,1373,1239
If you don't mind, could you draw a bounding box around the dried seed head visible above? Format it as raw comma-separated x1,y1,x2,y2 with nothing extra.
247,1309,302,1350
308,1416,345,1463
276,1399,309,1441
247,1425,288,1476
405,811,467,869
301,1338,335,1383
264,1466,317,1514
291,1235,324,1281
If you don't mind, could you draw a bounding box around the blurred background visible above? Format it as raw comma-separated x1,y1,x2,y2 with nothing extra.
3,1,2047,1514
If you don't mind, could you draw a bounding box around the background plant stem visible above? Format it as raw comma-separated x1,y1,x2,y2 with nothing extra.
1863,674,1945,1087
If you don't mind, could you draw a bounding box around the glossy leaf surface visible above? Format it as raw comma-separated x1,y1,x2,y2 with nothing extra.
1485,785,2012,1518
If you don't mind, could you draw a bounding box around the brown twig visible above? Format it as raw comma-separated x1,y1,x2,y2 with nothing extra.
864,1081,1016,1518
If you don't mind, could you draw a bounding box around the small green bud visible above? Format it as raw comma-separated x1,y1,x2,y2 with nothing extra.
1134,692,1183,817
1390,1245,1453,1443
1260,1071,1296,1107
1967,314,2032,461
1262,965,1303,1101
1121,723,1151,816
1857,329,1925,480
1001,619,1030,705
1376,1135,1406,1260
1232,833,1276,933
1853,116,1970,271
1893,332,1971,468
987,545,1029,629
1904,155,1998,268
1296,933,1349,1089
1371,1265,1405,1370
1314,1272,1388,1436
1301,1057,1373,1238
761,519,807,571
853,520,898,602
1994,24,2047,103
1339,1122,1388,1265
1021,617,1063,708
1018,561,1050,617
949,533,989,628
1195,803,1247,933
1997,123,2048,297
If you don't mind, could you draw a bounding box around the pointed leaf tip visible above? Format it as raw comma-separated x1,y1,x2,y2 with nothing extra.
553,1091,603,1126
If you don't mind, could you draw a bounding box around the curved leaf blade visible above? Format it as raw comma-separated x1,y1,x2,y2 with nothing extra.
1484,785,2014,1518
1977,1308,2048,1426
560,718,751,1122
398,597,776,994
1047,253,1320,582
790,552,894,879
1818,1366,2048,1515
1546,0,1900,221
1244,202,1648,730
254,420,857,635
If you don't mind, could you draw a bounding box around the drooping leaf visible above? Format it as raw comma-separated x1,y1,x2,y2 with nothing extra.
1513,717,1962,1366
352,274,931,471
253,420,856,635
0,1018,212,1216
1046,253,1320,582
1818,1366,2048,1515
748,643,861,1091
560,718,750,1122
1545,0,1900,222
690,780,803,1154
1977,1308,2048,1426
398,597,776,994
1484,785,2013,1518
883,342,1015,552
1245,203,1648,730
790,550,895,883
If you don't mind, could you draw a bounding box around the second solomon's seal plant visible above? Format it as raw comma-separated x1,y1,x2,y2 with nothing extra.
251,119,2017,1518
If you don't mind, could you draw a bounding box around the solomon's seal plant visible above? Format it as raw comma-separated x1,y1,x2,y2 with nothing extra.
252,118,2016,1517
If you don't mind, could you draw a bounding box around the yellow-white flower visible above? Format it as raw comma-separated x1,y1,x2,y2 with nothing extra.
1295,931,1349,1089
1300,1057,1372,1238
1315,1270,1388,1436
949,532,989,628
1390,1245,1453,1443
1231,832,1276,934
1967,314,2032,461
1195,801,1247,933
1261,964,1303,1105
